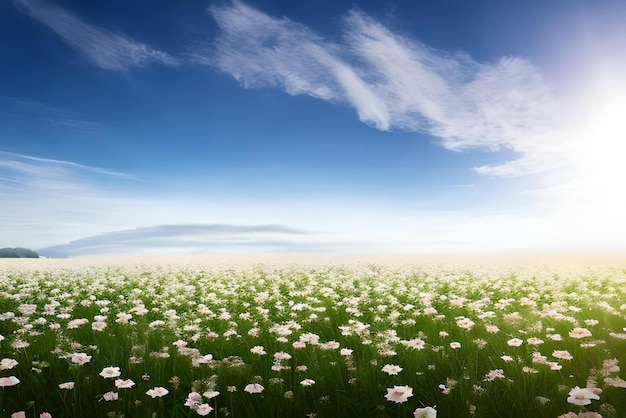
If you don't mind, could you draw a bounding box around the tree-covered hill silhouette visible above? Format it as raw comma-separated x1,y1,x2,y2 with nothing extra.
0,247,39,258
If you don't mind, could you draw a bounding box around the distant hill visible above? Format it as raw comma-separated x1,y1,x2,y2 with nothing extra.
0,247,39,258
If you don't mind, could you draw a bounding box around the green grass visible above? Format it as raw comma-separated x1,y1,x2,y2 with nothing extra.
0,262,625,417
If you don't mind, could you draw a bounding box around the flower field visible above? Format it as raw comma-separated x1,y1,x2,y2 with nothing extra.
1,258,625,417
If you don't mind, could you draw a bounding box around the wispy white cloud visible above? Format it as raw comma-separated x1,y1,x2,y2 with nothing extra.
0,152,135,199
0,151,370,253
14,0,177,70
37,224,320,257
201,2,565,177
196,3,343,100
0,96,104,131
0,151,132,179
0,151,143,248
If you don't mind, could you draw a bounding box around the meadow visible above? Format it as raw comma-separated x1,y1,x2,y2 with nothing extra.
0,256,625,418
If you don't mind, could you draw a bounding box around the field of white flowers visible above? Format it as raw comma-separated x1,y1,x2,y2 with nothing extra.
1,257,625,418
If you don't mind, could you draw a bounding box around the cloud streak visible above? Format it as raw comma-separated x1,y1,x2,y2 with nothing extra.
0,151,144,248
37,224,318,257
14,0,176,70
0,151,371,254
0,96,104,131
201,2,564,176
0,151,133,192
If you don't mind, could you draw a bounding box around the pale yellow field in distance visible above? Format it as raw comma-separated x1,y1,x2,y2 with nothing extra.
3,253,625,273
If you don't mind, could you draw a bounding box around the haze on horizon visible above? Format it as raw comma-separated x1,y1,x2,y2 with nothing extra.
1,0,626,257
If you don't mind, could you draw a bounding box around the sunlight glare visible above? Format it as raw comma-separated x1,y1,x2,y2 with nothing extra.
568,91,626,211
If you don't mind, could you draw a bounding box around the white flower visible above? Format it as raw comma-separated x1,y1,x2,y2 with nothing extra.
577,412,603,418
0,376,20,387
549,362,562,371
484,369,505,381
11,340,29,349
299,333,320,344
414,406,437,418
527,337,544,345
320,341,340,350
103,391,118,401
401,338,426,350
184,392,202,408
67,318,89,329
449,342,461,349
146,387,169,398
91,321,107,331
172,340,187,347
604,376,626,388
381,364,403,375
196,404,213,416
130,304,148,315
250,346,267,356
192,354,214,367
116,312,132,323
507,338,523,347
18,304,37,315
244,383,265,394
274,351,292,361
115,379,135,389
99,366,121,379
569,328,592,339
553,350,573,361
340,348,353,356
473,339,487,349
70,353,92,365
0,358,18,370
300,379,315,386
58,382,75,390
385,385,413,403
456,317,475,330
485,325,500,333
203,390,220,399
566,386,600,406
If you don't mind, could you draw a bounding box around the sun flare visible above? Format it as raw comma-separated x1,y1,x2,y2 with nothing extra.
566,88,626,209
540,83,626,248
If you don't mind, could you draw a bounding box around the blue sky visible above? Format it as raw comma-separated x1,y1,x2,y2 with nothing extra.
2,0,626,256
